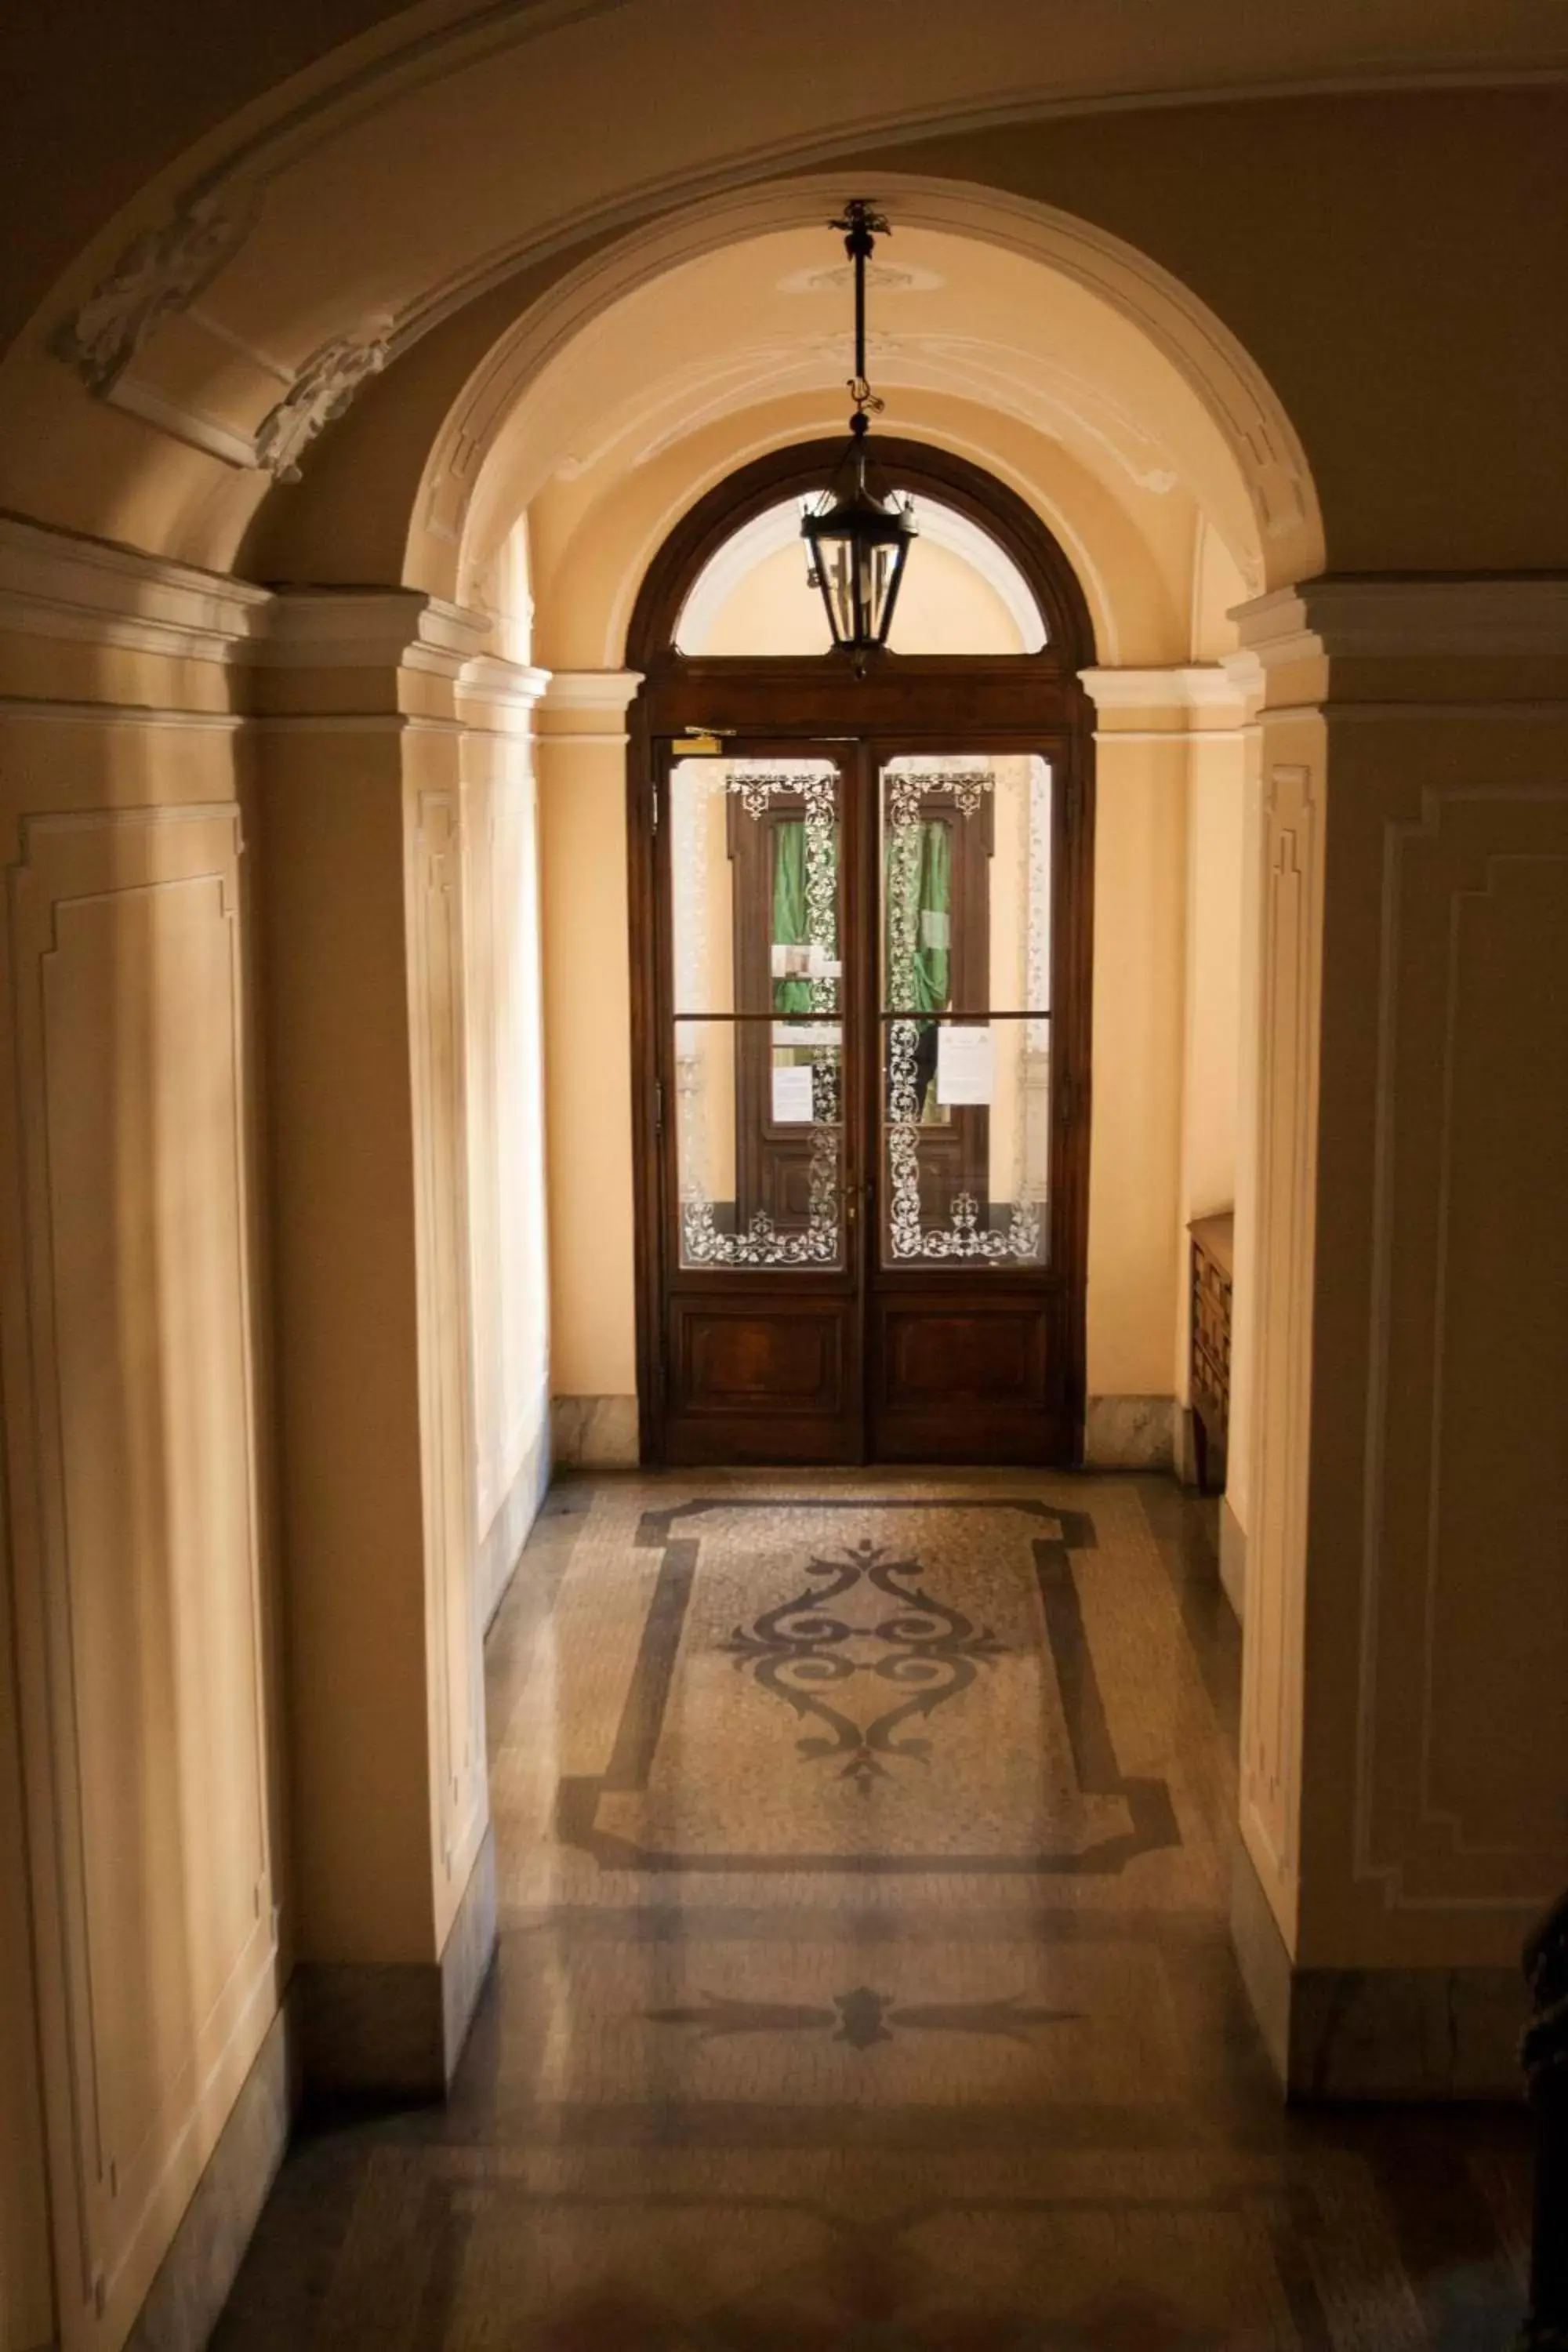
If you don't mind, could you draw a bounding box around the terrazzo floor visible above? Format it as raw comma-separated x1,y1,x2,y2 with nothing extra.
213,1471,1532,2348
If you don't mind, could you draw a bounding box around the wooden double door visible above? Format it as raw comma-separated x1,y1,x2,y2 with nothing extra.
633,718,1093,1465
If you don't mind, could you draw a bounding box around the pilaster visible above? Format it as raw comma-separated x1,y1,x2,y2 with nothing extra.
253,589,499,2096
1228,575,1568,2093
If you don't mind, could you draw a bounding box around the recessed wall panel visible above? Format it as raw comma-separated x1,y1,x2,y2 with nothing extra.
4,807,278,2350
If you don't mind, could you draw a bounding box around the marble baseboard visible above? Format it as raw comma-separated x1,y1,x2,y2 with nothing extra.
1230,1844,1527,2100
552,1393,639,1468
1083,1395,1174,1471
478,1418,551,1628
1174,1404,1200,1486
1230,1835,1294,2088
125,1992,296,2352
441,1823,498,2078
297,1828,497,2103
1218,1498,1247,1624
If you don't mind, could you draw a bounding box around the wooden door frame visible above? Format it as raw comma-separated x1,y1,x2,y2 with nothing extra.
624,437,1098,1467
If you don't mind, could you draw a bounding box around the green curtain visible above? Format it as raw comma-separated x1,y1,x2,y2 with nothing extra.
771,819,814,1011
774,814,951,1014
885,818,952,1012
911,820,951,1013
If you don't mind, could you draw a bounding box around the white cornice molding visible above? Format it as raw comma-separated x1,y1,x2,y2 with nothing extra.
1079,664,1247,713
540,669,644,713
107,379,261,472
1233,577,1568,663
0,514,270,661
457,654,551,710
251,590,492,675
0,520,503,685
0,695,246,731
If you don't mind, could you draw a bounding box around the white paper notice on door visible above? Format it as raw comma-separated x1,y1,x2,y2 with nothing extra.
936,1024,993,1105
771,1063,815,1123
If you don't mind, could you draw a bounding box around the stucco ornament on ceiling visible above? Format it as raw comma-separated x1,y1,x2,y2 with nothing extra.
56,186,265,394
252,324,393,481
776,261,946,296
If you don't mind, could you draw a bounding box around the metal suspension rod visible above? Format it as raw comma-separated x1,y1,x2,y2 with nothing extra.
855,229,866,386
833,198,888,416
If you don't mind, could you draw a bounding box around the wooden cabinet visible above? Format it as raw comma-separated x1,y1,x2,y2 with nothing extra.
1189,1210,1233,1494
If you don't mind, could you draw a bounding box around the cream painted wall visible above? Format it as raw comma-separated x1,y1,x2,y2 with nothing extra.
1085,744,1188,1398
1182,757,1243,1217
462,710,552,1622
1174,741,1246,1404
537,734,639,1400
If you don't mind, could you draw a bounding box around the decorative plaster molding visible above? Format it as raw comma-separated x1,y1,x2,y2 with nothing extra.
457,655,551,710
1220,648,1267,702
1354,782,1568,1915
0,514,269,661
252,323,393,481
1079,664,1247,712
102,378,263,471
0,698,248,731
1239,759,1322,1923
252,712,470,735
1233,576,1568,664
540,670,644,713
1091,728,1248,746
55,188,265,394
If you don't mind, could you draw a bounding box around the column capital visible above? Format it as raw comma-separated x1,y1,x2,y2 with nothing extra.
250,589,491,678
537,668,644,746
1230,574,1568,710
456,654,550,727
1077,664,1250,739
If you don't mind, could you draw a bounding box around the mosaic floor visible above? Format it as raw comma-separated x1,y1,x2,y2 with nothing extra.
215,1472,1532,2348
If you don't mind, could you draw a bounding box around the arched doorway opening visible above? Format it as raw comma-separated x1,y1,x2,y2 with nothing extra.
624,438,1097,1465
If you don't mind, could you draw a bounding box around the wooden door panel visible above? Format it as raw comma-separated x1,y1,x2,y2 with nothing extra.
872,1294,1062,1462
681,1300,844,1404
881,1300,1048,1399
665,1294,860,1463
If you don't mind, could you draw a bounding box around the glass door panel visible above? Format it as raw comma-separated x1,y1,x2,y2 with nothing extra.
670,756,842,1014
880,753,1052,1011
878,754,1052,1267
883,1015,1049,1263
675,1018,844,1268
668,756,847,1272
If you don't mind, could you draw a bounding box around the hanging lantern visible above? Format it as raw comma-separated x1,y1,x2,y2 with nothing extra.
801,201,916,666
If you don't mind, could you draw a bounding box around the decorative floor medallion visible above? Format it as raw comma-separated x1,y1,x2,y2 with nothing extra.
721,1537,1008,1794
